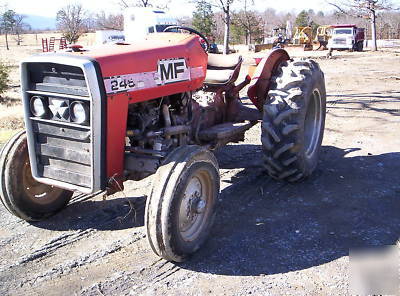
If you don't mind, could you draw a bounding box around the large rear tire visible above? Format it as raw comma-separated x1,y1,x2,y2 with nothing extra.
145,146,220,262
0,131,73,221
261,59,326,182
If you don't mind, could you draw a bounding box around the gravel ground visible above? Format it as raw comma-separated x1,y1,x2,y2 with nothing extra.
0,48,399,295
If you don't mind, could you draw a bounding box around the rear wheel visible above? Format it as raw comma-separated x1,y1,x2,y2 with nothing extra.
261,59,326,182
145,146,219,262
0,131,73,221
357,41,364,52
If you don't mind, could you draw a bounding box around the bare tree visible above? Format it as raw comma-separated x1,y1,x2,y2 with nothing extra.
232,0,263,45
213,11,226,43
56,4,87,44
95,11,124,30
13,14,30,45
211,0,235,54
119,0,171,9
328,0,396,51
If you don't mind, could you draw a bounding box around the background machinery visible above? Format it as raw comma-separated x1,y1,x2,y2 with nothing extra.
293,26,314,51
328,24,365,52
314,25,333,50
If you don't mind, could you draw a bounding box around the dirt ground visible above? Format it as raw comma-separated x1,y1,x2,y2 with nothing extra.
0,46,400,295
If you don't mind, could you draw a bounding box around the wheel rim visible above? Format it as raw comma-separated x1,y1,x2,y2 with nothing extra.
304,88,323,158
21,156,64,205
178,170,213,242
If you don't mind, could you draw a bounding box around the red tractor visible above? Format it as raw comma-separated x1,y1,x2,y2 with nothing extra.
0,27,326,262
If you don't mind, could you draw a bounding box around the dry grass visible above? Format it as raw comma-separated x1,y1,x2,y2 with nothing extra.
0,32,98,144
1,32,96,48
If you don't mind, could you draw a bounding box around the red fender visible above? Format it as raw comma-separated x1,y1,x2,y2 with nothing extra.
247,49,290,111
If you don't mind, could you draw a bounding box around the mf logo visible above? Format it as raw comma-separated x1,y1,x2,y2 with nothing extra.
157,58,190,85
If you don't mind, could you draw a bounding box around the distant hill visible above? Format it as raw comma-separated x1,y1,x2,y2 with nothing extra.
25,15,56,30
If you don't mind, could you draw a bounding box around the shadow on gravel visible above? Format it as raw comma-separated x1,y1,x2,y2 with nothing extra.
327,91,400,116
180,144,400,276
32,195,146,231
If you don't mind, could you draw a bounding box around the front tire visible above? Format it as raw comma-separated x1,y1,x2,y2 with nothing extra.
0,131,73,221
261,59,326,182
145,146,220,262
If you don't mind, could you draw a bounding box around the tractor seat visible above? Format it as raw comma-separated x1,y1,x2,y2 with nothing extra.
204,70,237,84
204,54,243,87
207,54,242,70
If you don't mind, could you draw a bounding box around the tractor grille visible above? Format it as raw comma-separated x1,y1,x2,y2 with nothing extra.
32,120,92,188
23,62,94,190
27,62,89,96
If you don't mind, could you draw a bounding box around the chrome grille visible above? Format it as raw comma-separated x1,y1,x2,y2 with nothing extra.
333,38,346,45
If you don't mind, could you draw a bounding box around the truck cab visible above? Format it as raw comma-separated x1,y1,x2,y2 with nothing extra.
124,7,178,43
328,24,365,52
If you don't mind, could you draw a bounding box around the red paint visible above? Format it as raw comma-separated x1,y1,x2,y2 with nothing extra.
248,49,290,111
76,33,207,181
331,24,357,28
254,57,262,65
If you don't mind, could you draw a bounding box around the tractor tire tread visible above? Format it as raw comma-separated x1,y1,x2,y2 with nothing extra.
261,58,326,182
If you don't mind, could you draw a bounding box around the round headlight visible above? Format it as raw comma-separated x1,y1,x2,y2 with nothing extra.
70,101,89,124
30,96,47,117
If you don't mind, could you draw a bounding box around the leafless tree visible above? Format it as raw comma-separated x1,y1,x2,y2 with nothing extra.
119,0,171,9
56,4,88,44
213,11,225,43
191,0,229,48
232,0,264,44
209,0,235,54
13,14,30,45
95,11,124,30
328,0,396,51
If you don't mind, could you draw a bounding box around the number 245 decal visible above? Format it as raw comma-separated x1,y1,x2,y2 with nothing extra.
110,78,136,92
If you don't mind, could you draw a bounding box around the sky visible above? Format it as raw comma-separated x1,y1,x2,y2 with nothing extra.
2,0,332,18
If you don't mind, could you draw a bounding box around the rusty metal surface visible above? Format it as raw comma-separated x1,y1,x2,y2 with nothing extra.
247,49,290,111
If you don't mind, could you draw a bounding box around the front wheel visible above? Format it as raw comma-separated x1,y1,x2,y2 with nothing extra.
0,131,73,221
145,146,220,262
261,59,326,182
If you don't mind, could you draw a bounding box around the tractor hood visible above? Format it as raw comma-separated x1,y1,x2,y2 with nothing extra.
79,33,206,76
62,33,208,99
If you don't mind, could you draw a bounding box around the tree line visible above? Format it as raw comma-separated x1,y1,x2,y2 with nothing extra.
1,0,399,51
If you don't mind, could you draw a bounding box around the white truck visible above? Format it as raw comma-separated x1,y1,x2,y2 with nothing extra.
124,7,178,43
328,24,365,52
95,30,125,44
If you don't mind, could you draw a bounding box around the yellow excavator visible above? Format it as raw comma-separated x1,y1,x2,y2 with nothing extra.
314,25,333,50
293,26,313,51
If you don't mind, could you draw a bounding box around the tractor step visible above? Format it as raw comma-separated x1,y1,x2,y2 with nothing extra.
199,121,254,141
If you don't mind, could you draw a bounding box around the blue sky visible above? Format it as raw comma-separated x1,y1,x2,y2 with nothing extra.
2,0,333,18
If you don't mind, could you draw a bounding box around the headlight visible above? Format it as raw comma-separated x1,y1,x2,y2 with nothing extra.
70,101,89,124
30,96,47,118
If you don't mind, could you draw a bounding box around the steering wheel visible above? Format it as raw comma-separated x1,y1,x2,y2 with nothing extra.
163,26,210,52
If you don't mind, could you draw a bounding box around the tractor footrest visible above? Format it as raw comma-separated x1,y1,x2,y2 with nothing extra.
198,121,253,141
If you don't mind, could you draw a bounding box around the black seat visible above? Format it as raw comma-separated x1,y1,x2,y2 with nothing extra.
204,54,243,86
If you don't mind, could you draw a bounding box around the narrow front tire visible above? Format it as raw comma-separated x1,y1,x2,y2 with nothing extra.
145,146,220,262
